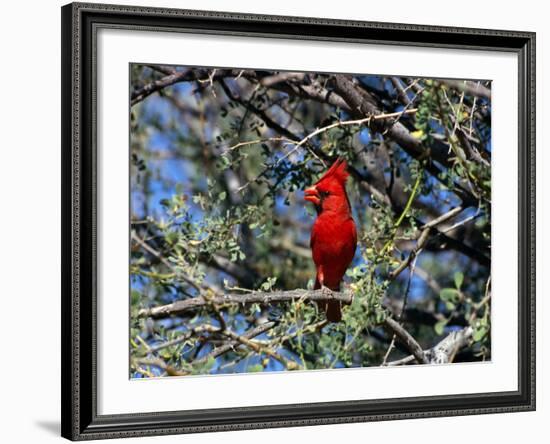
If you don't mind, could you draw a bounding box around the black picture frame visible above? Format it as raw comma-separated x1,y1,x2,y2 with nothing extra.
61,2,536,440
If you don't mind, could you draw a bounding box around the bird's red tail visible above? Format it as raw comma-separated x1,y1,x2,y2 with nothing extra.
325,301,342,322
315,279,342,322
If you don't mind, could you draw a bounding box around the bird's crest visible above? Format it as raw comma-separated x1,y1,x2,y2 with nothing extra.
316,158,349,186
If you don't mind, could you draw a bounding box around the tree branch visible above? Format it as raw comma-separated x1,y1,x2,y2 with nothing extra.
131,68,259,106
382,317,428,364
138,285,430,367
439,80,491,100
131,69,192,106
388,205,491,280
387,326,474,366
138,288,353,319
333,74,477,205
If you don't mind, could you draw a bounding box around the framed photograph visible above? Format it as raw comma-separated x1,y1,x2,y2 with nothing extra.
61,2,536,440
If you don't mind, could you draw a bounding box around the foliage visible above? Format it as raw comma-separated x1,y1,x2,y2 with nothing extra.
129,65,492,377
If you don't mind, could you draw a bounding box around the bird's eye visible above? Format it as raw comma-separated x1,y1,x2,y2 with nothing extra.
320,191,330,198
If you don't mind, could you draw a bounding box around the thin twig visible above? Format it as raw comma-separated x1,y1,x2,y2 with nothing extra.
131,231,202,291
236,109,417,192
226,137,295,152
389,206,466,280
218,327,300,370
148,324,220,353
132,357,189,376
193,322,276,364
382,254,420,365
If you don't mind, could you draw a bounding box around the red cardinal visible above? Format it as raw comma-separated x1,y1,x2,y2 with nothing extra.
304,159,357,322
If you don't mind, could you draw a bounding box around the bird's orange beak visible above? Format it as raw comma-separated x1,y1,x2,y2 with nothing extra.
304,187,320,206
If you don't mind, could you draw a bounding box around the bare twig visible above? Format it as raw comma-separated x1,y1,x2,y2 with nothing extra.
469,276,491,324
132,357,189,376
218,327,299,369
226,137,295,153
382,254,419,365
193,321,276,364
419,206,464,230
149,331,200,354
391,77,411,106
390,206,466,280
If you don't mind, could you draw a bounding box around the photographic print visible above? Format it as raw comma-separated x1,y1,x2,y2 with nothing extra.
129,64,492,378
62,6,535,438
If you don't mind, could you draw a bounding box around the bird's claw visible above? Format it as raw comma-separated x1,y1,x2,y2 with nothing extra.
320,285,333,299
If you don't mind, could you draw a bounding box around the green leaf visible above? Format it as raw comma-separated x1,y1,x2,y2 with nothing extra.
434,319,448,336
440,288,459,303
445,301,456,311
247,364,264,373
454,271,464,289
202,356,216,371
473,325,488,342
130,290,141,305
410,129,424,139
165,231,178,245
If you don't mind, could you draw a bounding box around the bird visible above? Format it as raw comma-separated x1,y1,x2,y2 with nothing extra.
304,158,357,322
